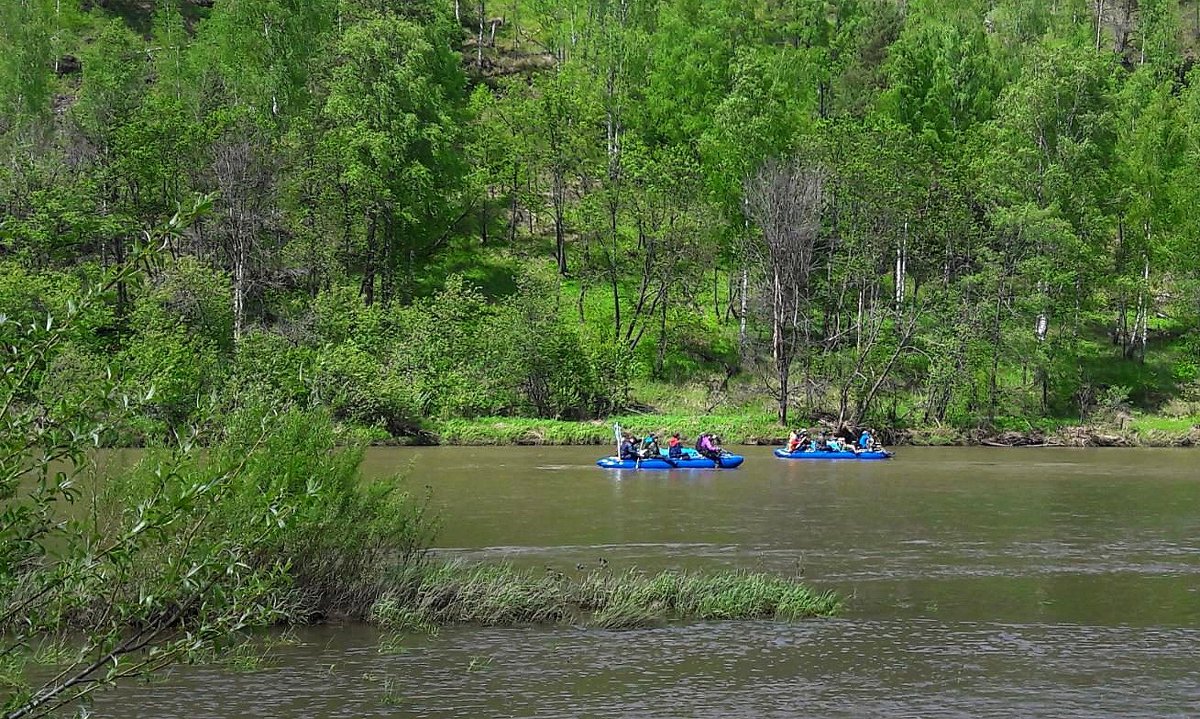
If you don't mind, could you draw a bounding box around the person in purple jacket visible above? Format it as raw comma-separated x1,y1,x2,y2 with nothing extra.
696,432,724,465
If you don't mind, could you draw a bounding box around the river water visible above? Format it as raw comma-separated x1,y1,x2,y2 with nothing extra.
92,447,1200,717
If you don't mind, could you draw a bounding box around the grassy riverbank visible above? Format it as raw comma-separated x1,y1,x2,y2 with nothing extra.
432,413,785,446
429,412,1200,448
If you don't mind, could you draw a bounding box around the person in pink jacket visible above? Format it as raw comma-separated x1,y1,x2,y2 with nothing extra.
696,432,723,462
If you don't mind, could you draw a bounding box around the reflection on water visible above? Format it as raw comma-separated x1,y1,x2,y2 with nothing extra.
90,447,1200,717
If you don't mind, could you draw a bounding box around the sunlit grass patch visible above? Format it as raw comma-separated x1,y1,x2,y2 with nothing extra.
432,413,784,446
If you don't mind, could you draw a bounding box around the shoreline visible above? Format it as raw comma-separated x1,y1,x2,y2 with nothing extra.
412,416,1200,449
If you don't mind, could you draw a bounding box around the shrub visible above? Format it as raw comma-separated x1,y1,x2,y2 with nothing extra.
312,341,424,435
226,329,315,409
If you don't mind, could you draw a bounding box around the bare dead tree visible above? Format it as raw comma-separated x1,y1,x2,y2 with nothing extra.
208,126,278,343
744,158,825,426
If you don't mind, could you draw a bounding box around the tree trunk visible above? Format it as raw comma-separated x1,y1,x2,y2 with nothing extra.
379,212,395,306
738,266,748,359
988,270,1005,424
477,0,485,69
232,229,246,343
856,286,864,353
610,240,621,341
1137,250,1150,363
1115,217,1127,353
895,220,907,308
507,165,519,243
553,171,567,274
361,213,376,306
774,270,789,426
480,188,490,245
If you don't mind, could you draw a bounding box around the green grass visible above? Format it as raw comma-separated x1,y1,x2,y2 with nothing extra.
433,413,785,446
371,561,842,630
1129,415,1200,433
1126,413,1200,445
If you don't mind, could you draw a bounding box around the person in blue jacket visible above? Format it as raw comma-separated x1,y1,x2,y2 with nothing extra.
859,429,876,451
619,433,639,459
640,432,662,458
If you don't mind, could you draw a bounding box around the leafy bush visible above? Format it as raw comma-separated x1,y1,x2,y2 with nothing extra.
498,269,626,419
391,275,517,418
2,219,443,716
287,272,633,434
0,261,114,353
129,256,235,355
226,329,315,409
105,408,437,621
116,257,233,433
312,341,423,435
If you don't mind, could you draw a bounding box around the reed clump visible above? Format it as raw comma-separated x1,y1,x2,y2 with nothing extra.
371,562,841,630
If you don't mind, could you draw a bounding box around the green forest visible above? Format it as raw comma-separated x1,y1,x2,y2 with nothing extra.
4,0,1200,444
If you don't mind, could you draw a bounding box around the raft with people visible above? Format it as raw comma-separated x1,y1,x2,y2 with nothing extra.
597,427,745,470
773,448,892,460
596,449,746,470
773,428,894,460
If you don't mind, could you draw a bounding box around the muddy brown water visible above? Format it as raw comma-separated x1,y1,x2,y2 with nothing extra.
91,447,1200,717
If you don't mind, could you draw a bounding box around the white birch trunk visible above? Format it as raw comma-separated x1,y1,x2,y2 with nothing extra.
477,1,485,68
1035,281,1048,342
1138,252,1150,359
233,233,246,343
738,265,748,355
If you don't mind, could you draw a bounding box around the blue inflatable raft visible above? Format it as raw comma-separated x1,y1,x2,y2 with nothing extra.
773,448,893,460
596,448,745,470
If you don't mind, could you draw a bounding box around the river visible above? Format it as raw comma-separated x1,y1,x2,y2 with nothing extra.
92,446,1200,717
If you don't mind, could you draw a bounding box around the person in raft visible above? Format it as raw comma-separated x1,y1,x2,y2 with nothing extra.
859,428,880,452
696,432,723,462
786,429,810,453
619,432,639,459
640,432,662,458
667,432,684,459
